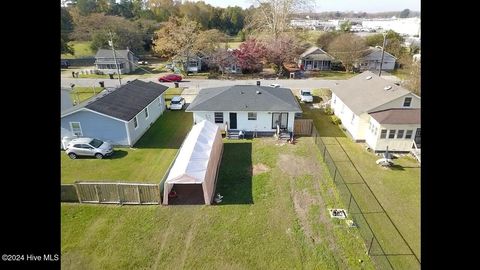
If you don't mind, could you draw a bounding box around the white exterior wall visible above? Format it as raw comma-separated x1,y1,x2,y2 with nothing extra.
366,117,420,152
126,94,166,146
331,94,362,140
193,111,296,132
361,18,421,36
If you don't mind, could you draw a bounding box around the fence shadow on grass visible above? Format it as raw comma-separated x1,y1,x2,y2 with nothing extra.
214,142,253,205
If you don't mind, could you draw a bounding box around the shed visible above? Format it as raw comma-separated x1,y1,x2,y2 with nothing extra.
163,120,223,205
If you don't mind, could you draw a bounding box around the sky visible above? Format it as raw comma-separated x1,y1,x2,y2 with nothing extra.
198,0,421,13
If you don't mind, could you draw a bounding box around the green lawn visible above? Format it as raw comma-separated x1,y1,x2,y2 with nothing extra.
62,137,375,269
70,87,102,103
301,104,421,268
390,68,411,80
61,111,192,184
61,41,94,59
309,71,357,80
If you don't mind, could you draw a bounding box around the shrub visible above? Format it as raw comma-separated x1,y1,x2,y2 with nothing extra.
324,106,333,115
331,115,341,125
208,72,219,79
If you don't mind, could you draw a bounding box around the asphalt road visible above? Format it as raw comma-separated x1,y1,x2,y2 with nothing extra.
61,77,344,90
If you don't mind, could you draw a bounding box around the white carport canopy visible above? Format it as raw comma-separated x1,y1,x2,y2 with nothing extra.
163,120,223,205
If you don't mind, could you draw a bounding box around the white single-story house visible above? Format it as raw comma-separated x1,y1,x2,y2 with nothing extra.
186,85,302,135
95,48,139,74
330,71,420,152
354,47,396,72
298,46,335,71
61,80,168,148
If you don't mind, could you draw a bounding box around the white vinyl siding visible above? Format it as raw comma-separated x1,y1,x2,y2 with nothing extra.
144,108,149,119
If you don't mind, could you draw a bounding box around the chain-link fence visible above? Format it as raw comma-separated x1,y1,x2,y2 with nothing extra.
312,127,420,270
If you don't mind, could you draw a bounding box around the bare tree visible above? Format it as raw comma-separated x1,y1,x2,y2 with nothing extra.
207,49,236,77
263,34,304,75
402,62,421,96
328,33,368,72
246,0,314,39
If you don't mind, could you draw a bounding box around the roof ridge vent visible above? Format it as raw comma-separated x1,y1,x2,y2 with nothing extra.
384,85,392,90
366,76,372,80
256,90,261,94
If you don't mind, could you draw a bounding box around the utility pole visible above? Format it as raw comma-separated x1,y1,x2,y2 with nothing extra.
378,31,387,77
109,31,122,86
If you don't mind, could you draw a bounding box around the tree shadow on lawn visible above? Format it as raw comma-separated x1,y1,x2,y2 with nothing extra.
214,142,253,205
109,150,128,159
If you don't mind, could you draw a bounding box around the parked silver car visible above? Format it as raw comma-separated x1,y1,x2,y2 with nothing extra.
65,138,113,159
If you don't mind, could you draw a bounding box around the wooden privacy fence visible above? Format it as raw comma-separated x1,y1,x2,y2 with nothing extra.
61,182,161,205
294,119,313,135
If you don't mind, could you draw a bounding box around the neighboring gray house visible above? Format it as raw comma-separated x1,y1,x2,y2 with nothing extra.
61,87,73,111
61,80,168,148
298,46,335,71
172,53,204,73
186,85,302,135
95,48,139,74
354,47,396,72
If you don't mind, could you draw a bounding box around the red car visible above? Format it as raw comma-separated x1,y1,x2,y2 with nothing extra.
158,74,182,82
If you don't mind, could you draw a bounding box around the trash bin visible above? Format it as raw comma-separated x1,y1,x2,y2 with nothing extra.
174,82,179,88
99,81,104,88
109,74,114,79
256,80,260,86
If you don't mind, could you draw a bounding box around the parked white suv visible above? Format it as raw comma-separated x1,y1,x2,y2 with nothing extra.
170,96,185,110
300,90,313,103
65,138,113,159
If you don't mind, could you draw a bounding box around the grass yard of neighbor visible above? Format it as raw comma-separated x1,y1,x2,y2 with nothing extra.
61,110,192,184
301,103,421,268
309,71,357,80
61,41,94,59
62,137,375,269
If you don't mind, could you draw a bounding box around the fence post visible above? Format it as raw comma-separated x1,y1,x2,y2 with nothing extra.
94,184,100,202
367,236,375,255
348,195,352,212
116,184,121,205
74,183,82,203
136,185,141,204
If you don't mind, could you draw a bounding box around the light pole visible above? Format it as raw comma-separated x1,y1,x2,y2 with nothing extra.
378,31,387,77
108,31,122,86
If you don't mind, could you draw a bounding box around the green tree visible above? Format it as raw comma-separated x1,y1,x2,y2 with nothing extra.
399,9,410,18
316,31,340,49
76,0,97,16
61,7,74,54
328,33,368,72
365,30,405,57
339,21,351,32
90,16,146,54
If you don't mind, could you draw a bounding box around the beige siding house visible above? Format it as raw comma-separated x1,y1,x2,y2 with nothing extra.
298,46,335,71
330,71,420,152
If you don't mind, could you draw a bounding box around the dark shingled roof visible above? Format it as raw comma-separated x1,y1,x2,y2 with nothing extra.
369,108,421,124
83,80,168,121
186,85,302,112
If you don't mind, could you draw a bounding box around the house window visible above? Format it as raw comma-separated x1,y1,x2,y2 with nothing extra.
214,112,223,123
380,129,387,139
397,130,404,139
144,107,149,119
69,122,83,136
133,116,138,129
405,130,413,139
403,97,412,107
388,129,396,139
248,112,257,120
